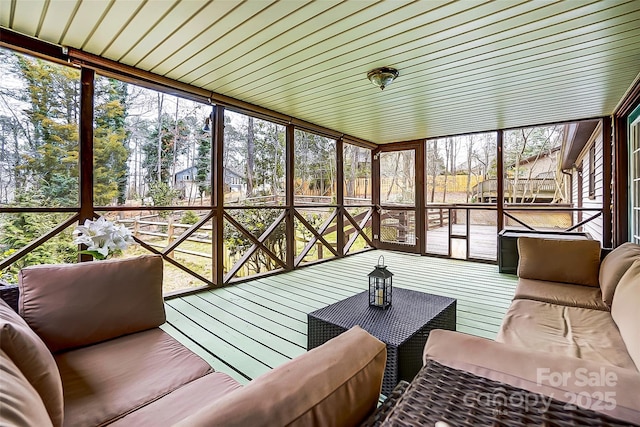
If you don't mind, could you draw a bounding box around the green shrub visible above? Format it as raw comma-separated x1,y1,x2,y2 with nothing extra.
181,210,200,225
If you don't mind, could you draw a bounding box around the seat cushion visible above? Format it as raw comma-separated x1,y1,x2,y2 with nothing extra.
517,237,601,287
55,328,213,427
513,278,608,311
600,242,640,307
108,372,242,427
175,326,387,427
0,349,54,427
19,255,165,352
497,299,636,370
0,299,63,426
611,259,640,370
424,330,640,425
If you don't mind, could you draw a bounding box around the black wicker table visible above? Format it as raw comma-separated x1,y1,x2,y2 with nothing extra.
307,288,456,396
363,360,637,427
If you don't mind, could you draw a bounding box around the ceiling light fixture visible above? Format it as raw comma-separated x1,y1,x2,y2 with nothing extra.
367,67,399,90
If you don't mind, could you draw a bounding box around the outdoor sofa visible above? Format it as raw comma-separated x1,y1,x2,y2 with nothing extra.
0,255,387,426
414,238,640,424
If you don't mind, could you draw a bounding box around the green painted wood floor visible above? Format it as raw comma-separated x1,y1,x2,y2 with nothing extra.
161,250,518,385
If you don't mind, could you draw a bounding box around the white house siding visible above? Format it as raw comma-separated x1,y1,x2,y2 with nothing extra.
572,123,604,244
518,153,558,178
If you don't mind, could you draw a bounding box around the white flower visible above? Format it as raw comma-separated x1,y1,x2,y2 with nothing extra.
73,216,135,259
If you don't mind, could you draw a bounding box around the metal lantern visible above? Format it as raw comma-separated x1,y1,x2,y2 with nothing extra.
369,255,393,309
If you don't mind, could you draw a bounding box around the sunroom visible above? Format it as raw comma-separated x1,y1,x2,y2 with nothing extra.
1,1,640,426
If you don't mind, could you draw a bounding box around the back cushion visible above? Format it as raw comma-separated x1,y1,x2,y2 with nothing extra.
611,259,640,371
0,349,54,427
599,242,640,307
0,299,63,426
19,255,165,353
517,237,601,287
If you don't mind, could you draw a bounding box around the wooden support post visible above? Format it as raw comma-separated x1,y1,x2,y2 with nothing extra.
336,138,345,256
134,216,140,238
167,217,175,259
602,117,613,248
372,148,380,247
497,130,505,233
212,105,225,285
415,141,425,254
79,68,95,263
286,124,295,270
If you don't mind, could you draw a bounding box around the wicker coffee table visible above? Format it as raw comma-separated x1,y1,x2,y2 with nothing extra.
363,360,637,427
307,288,456,395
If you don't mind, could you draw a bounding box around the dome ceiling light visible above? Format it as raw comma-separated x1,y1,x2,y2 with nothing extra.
367,67,399,90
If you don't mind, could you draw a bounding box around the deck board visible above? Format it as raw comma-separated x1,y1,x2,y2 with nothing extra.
164,250,518,382
426,224,498,260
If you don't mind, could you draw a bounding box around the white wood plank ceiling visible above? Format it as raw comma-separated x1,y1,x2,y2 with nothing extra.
1,0,639,144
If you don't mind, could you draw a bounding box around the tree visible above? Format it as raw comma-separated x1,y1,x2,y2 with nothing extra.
0,114,24,203
94,77,129,205
252,120,285,199
195,125,211,202
294,130,336,200
344,144,371,200
426,140,445,202
147,181,180,218
465,135,474,202
222,113,285,203
0,52,135,280
503,125,563,203
15,54,80,206
0,210,76,282
246,116,255,197
141,113,189,185
224,209,285,274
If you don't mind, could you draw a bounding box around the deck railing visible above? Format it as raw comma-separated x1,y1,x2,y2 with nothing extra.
472,178,557,202
420,204,604,262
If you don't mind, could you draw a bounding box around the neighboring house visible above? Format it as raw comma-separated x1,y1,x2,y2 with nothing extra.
508,146,561,179
174,166,245,199
561,120,603,242
473,148,561,203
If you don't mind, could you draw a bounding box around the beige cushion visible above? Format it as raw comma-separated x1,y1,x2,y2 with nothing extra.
517,237,601,287
56,328,213,426
19,255,165,352
514,278,608,311
109,372,242,427
611,259,640,371
0,299,63,426
424,330,640,424
175,326,387,427
0,349,54,427
600,242,640,307
497,299,636,370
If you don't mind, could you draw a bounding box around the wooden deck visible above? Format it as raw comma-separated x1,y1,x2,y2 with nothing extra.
162,250,517,385
426,224,498,260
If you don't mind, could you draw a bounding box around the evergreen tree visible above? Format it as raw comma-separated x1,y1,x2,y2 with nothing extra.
94,77,129,205
252,120,285,198
16,54,80,206
195,125,211,200
0,53,80,280
0,52,133,281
